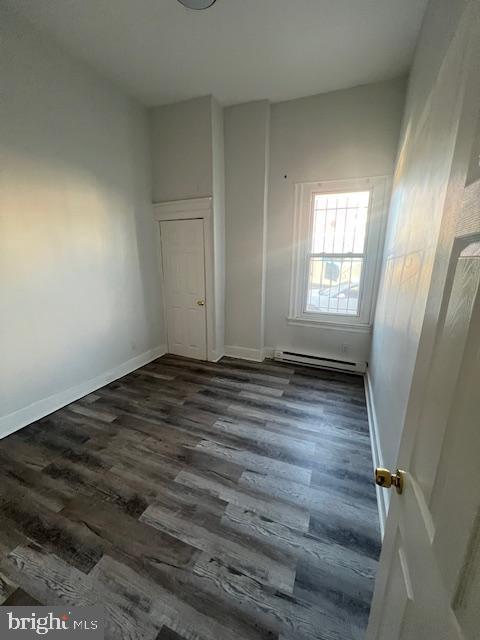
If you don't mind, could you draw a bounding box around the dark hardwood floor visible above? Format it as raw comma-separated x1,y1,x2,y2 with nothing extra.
0,355,380,640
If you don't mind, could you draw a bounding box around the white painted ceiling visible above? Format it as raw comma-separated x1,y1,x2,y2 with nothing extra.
10,0,428,106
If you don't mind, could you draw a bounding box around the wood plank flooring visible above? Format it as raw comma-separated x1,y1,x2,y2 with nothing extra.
0,355,380,640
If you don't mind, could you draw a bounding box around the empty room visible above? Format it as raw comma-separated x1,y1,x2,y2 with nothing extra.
1,0,479,638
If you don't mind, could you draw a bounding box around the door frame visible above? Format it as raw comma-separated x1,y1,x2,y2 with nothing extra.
153,197,217,362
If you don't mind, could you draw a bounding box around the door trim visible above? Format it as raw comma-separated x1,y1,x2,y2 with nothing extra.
364,370,388,538
153,197,217,362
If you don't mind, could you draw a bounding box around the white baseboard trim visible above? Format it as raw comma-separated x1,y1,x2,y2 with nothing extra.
262,347,275,359
0,344,167,441
224,345,265,362
364,370,389,538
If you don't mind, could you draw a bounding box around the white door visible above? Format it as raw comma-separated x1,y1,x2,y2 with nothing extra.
367,232,480,640
366,7,480,633
160,219,207,360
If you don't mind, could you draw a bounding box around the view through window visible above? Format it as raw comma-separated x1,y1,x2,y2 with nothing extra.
305,190,370,315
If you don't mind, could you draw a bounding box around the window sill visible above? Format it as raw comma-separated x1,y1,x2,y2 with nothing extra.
286,316,372,333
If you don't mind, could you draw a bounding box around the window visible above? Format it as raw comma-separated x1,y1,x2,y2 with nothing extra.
289,177,388,329
306,190,369,316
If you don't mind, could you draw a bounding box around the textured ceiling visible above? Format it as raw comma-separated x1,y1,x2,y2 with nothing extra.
8,0,428,106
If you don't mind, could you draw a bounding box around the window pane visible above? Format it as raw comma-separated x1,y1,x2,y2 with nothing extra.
306,257,363,315
312,191,369,254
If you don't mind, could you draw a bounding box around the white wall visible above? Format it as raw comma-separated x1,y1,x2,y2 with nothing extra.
149,95,225,359
224,101,270,359
0,10,165,435
466,112,480,188
150,96,213,203
265,78,406,361
211,97,226,359
369,0,477,469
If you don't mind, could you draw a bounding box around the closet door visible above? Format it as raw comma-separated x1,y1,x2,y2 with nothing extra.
160,219,207,360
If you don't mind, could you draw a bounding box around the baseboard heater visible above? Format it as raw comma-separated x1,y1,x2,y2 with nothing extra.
273,349,366,374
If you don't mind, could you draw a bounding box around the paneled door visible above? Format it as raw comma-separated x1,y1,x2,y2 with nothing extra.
160,218,207,360
367,233,480,640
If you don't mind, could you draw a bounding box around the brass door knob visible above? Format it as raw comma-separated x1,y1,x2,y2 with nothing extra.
197,300,205,306
375,468,405,494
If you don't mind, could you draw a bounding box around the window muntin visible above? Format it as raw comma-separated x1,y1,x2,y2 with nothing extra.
305,190,370,316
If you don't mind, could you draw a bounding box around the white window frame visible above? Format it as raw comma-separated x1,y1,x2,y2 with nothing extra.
288,176,389,331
